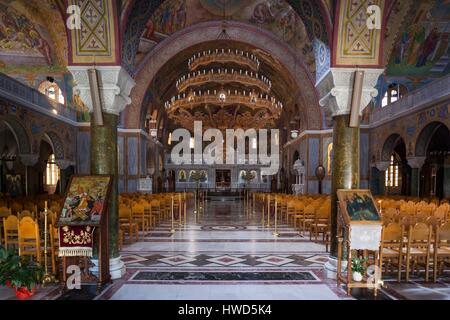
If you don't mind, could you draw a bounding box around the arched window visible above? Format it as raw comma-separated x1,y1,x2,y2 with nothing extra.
38,81,65,105
381,84,407,108
44,154,60,192
385,155,399,187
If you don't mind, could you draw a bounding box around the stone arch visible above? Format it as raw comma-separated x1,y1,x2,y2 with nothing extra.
121,0,331,73
381,133,406,161
415,121,450,157
125,21,322,131
0,116,31,155
43,131,65,160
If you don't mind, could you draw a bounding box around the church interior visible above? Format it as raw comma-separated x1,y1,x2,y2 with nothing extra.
0,0,449,302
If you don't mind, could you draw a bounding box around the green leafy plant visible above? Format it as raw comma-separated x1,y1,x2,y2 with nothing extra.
0,246,44,291
351,256,369,274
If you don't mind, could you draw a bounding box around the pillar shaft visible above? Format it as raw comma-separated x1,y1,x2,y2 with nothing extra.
91,113,119,258
410,168,419,197
330,114,360,257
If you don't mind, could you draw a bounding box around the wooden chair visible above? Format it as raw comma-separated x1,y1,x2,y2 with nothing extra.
404,223,432,282
0,206,11,243
285,200,297,226
18,210,34,220
380,223,403,282
3,215,18,248
119,207,139,242
150,200,161,224
432,221,450,282
310,206,330,243
18,217,41,263
10,202,23,215
132,204,148,232
299,204,315,235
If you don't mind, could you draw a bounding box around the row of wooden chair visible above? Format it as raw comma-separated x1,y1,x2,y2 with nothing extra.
2,215,59,273
380,220,450,282
119,192,190,246
254,193,332,250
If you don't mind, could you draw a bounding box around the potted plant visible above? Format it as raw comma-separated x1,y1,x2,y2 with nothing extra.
0,246,44,300
351,257,368,282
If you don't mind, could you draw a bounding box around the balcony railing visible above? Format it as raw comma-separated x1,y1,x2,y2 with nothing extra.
0,72,77,122
370,74,450,125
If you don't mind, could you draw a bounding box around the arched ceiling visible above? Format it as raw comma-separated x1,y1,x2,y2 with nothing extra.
124,21,322,132
0,0,68,73
145,40,300,132
122,0,332,76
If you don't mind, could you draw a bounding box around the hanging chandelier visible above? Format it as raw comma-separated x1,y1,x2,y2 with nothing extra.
188,49,260,71
164,89,283,114
165,46,283,130
176,67,271,93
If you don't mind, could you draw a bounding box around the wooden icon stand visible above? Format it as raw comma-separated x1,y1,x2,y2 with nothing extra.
336,189,383,297
58,175,112,294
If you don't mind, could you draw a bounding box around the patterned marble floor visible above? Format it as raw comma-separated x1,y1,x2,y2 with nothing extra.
96,200,351,300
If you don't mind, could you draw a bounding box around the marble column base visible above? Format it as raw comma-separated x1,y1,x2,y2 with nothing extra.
90,256,126,280
324,256,347,280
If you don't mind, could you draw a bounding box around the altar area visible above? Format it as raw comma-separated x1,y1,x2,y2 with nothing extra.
165,161,272,193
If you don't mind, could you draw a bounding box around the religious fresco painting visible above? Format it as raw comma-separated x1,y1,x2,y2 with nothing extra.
140,0,314,73
0,0,67,73
387,0,450,77
5,174,22,197
337,190,381,222
60,176,112,225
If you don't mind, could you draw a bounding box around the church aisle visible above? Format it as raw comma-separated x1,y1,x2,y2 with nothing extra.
96,200,350,300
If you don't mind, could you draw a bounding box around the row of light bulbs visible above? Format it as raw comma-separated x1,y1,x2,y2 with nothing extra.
188,49,260,69
164,90,284,109
175,68,272,90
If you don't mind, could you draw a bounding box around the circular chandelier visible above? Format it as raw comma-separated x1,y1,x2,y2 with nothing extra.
164,89,283,115
176,68,272,93
188,49,260,72
165,48,283,130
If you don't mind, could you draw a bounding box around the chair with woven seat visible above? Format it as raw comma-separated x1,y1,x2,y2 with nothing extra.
132,204,148,233
119,207,139,242
432,221,450,282
403,222,432,282
18,217,41,264
150,200,161,224
310,205,330,244
3,215,18,249
0,206,11,243
380,222,404,282
18,210,34,220
298,204,315,235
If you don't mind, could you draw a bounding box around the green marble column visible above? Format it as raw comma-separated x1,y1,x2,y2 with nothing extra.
90,113,119,259
330,114,360,257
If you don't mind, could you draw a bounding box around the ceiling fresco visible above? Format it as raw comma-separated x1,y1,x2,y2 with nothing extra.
0,0,67,73
386,0,450,78
137,0,315,75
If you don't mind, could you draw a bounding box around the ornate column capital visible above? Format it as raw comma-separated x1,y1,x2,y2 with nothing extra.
55,159,76,170
372,161,390,172
316,68,384,117
407,156,426,169
68,66,136,116
19,154,39,167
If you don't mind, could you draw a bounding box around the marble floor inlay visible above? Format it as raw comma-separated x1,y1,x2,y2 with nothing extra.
95,200,351,300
